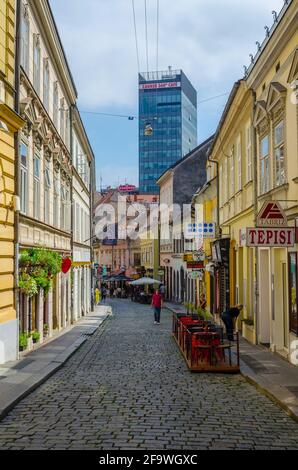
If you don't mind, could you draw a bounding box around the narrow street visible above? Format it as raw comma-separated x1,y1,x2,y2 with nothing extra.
0,300,298,451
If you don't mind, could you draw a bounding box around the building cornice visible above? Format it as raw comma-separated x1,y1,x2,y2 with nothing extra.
20,214,72,239
0,104,25,131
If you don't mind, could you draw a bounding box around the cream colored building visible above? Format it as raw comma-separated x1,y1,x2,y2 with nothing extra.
0,0,24,363
18,0,76,344
72,108,93,321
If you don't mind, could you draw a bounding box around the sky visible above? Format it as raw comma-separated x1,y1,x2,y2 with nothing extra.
50,0,284,190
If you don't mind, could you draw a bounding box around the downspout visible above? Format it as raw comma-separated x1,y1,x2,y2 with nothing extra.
69,105,74,323
14,0,21,358
251,89,259,345
90,159,94,312
207,156,220,236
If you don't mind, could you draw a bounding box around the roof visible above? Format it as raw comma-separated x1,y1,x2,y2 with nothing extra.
156,134,214,185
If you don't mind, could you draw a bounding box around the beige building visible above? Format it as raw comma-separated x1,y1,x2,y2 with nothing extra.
0,0,24,363
18,0,77,346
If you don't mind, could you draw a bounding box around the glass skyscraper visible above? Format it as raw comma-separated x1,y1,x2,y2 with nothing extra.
139,69,197,194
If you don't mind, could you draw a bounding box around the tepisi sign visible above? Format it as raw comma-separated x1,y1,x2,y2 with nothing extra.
139,82,181,90
246,228,295,247
257,201,287,227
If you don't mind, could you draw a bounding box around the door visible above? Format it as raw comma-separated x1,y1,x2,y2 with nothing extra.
282,263,289,349
259,249,271,345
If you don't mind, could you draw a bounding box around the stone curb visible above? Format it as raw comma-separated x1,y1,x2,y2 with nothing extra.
0,313,111,422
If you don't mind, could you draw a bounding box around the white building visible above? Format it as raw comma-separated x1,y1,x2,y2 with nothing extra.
72,108,93,321
17,0,94,349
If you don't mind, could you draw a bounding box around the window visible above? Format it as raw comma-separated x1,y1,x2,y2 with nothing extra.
60,99,65,141
237,135,242,191
246,122,252,183
60,185,66,230
224,158,228,202
65,109,70,149
260,135,269,194
44,165,51,224
53,176,59,228
53,82,59,127
33,35,41,94
20,142,28,214
230,146,235,198
274,121,286,187
33,154,40,219
43,60,50,111
20,7,29,73
289,253,298,336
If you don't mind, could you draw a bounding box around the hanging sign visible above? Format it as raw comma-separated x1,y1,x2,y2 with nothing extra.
62,258,72,274
187,261,204,270
257,201,287,227
246,228,295,247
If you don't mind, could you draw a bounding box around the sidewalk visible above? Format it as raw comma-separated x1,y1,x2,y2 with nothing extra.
0,305,112,420
165,302,298,422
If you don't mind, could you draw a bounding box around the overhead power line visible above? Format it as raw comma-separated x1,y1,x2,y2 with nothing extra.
144,0,149,73
79,91,230,121
132,0,140,73
156,0,160,71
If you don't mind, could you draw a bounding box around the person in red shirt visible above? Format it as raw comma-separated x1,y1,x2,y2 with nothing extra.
151,289,164,325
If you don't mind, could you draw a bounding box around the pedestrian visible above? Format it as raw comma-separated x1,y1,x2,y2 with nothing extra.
95,287,100,306
221,304,243,341
151,289,164,325
160,283,166,300
101,285,107,304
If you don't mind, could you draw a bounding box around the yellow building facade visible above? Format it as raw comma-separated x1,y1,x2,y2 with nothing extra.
0,0,24,363
208,0,298,363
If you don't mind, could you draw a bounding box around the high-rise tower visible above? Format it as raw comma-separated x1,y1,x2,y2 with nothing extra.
139,69,197,194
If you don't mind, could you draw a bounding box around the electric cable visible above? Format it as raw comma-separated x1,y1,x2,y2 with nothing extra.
132,0,140,73
144,0,149,73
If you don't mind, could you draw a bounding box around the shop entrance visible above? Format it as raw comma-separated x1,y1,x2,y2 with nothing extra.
259,249,271,345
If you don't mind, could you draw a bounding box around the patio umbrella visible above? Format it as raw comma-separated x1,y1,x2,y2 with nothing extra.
130,277,161,286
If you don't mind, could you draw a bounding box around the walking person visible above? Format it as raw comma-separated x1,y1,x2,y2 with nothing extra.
221,304,243,341
151,289,164,325
95,286,100,306
160,283,166,301
101,285,107,304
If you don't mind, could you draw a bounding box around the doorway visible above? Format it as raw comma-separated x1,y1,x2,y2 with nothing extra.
259,249,271,345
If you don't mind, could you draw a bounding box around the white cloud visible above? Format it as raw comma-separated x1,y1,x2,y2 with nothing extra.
51,0,284,109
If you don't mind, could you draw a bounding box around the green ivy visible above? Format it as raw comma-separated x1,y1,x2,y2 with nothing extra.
19,248,62,297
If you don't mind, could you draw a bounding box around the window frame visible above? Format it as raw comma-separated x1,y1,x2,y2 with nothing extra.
20,141,28,214
33,152,41,220
260,134,270,195
33,34,41,95
274,120,286,187
43,59,50,112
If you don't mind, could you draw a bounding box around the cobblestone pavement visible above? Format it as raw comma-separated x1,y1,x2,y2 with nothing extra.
0,300,298,450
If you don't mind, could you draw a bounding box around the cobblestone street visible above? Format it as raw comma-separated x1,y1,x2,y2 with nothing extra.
0,300,298,450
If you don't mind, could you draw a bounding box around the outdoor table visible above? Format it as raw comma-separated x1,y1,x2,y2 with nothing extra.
191,332,221,366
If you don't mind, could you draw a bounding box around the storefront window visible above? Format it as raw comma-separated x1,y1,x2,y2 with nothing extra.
289,252,298,336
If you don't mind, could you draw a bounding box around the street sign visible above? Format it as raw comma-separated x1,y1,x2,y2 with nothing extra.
246,228,295,247
257,201,287,227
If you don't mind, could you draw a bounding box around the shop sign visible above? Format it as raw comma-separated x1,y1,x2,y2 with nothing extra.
139,81,181,90
183,253,193,263
187,261,204,269
239,228,247,247
186,222,216,239
257,201,287,227
246,228,295,247
192,249,204,262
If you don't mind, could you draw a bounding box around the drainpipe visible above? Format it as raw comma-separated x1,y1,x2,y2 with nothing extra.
251,90,259,345
69,105,74,324
14,0,21,358
207,157,220,237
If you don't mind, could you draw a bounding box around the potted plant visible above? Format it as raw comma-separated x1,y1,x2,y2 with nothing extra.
32,331,41,344
43,324,49,337
19,332,28,351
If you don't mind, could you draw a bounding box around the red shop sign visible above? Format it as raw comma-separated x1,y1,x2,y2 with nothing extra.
62,258,72,274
